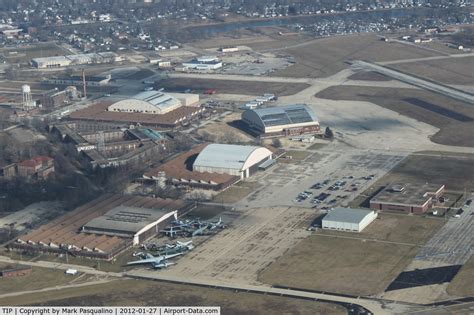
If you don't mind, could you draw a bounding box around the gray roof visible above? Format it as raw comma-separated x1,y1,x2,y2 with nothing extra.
249,104,318,127
323,208,375,224
83,206,172,234
193,144,271,171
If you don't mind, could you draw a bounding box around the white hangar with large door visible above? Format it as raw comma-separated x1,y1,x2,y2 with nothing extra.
192,143,273,179
322,207,378,232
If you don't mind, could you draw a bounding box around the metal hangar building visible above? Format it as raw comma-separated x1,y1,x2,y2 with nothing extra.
241,104,320,138
192,143,273,179
322,208,378,232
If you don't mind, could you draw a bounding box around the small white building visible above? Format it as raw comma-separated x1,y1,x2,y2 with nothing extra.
322,208,377,232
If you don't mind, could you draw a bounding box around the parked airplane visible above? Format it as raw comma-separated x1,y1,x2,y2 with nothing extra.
127,252,183,269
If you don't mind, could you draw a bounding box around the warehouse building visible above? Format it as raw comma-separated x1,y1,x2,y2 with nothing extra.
183,56,222,71
242,104,320,138
370,183,445,214
12,195,189,260
32,52,121,69
193,143,273,179
82,205,177,245
108,91,182,115
322,208,378,232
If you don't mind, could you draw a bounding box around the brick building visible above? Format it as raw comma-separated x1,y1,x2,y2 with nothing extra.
17,156,55,179
370,183,445,214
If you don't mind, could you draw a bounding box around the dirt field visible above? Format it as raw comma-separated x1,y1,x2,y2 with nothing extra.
259,235,418,296
0,279,346,314
389,56,474,85
318,213,444,245
270,34,442,78
213,181,260,204
197,112,255,144
447,256,474,297
185,204,228,220
0,263,88,294
158,78,309,96
0,44,70,64
315,86,474,147
283,150,312,160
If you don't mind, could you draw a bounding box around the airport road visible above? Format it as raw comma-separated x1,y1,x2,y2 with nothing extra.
127,273,391,315
351,60,474,104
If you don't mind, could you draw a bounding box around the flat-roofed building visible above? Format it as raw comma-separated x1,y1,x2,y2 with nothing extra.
108,91,182,115
370,183,445,214
322,208,378,232
242,104,320,138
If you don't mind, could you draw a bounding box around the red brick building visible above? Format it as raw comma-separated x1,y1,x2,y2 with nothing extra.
17,156,55,179
370,183,445,214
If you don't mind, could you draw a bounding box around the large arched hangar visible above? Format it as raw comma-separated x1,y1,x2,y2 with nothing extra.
192,143,273,179
242,104,320,137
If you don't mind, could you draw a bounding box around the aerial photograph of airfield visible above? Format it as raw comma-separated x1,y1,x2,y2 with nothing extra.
0,1,473,314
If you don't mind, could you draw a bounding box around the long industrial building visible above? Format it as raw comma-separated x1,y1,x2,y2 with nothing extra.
31,52,121,69
182,56,222,71
242,104,320,138
12,195,190,260
108,91,182,115
370,183,445,214
322,208,378,232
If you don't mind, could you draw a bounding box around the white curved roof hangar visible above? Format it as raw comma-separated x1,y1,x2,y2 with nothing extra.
193,144,272,172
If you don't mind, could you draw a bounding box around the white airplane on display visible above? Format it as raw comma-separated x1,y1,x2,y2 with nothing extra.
127,252,183,269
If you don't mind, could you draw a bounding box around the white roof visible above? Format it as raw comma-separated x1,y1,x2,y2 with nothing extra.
193,144,272,171
323,208,375,224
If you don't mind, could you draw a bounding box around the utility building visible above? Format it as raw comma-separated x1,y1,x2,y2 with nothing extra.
242,104,320,138
322,208,378,232
192,144,273,179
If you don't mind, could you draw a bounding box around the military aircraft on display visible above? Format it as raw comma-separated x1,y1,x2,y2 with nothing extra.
127,252,183,269
159,240,194,255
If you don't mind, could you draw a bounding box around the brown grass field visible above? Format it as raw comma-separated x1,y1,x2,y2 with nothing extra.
268,34,443,78
158,78,309,96
447,256,474,297
259,235,418,296
318,213,444,245
0,278,347,314
315,86,474,147
213,181,260,204
389,56,474,85
375,153,474,192
0,43,70,64
0,263,91,295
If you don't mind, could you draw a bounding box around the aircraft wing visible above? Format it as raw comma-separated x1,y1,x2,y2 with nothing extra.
127,256,165,266
163,252,183,259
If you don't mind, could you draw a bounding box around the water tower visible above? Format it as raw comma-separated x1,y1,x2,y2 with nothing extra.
22,84,35,110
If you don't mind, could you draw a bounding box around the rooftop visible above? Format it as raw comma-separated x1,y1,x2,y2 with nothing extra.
144,143,238,185
371,183,445,206
193,143,272,171
323,208,375,224
69,101,203,127
83,206,173,234
248,104,318,127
